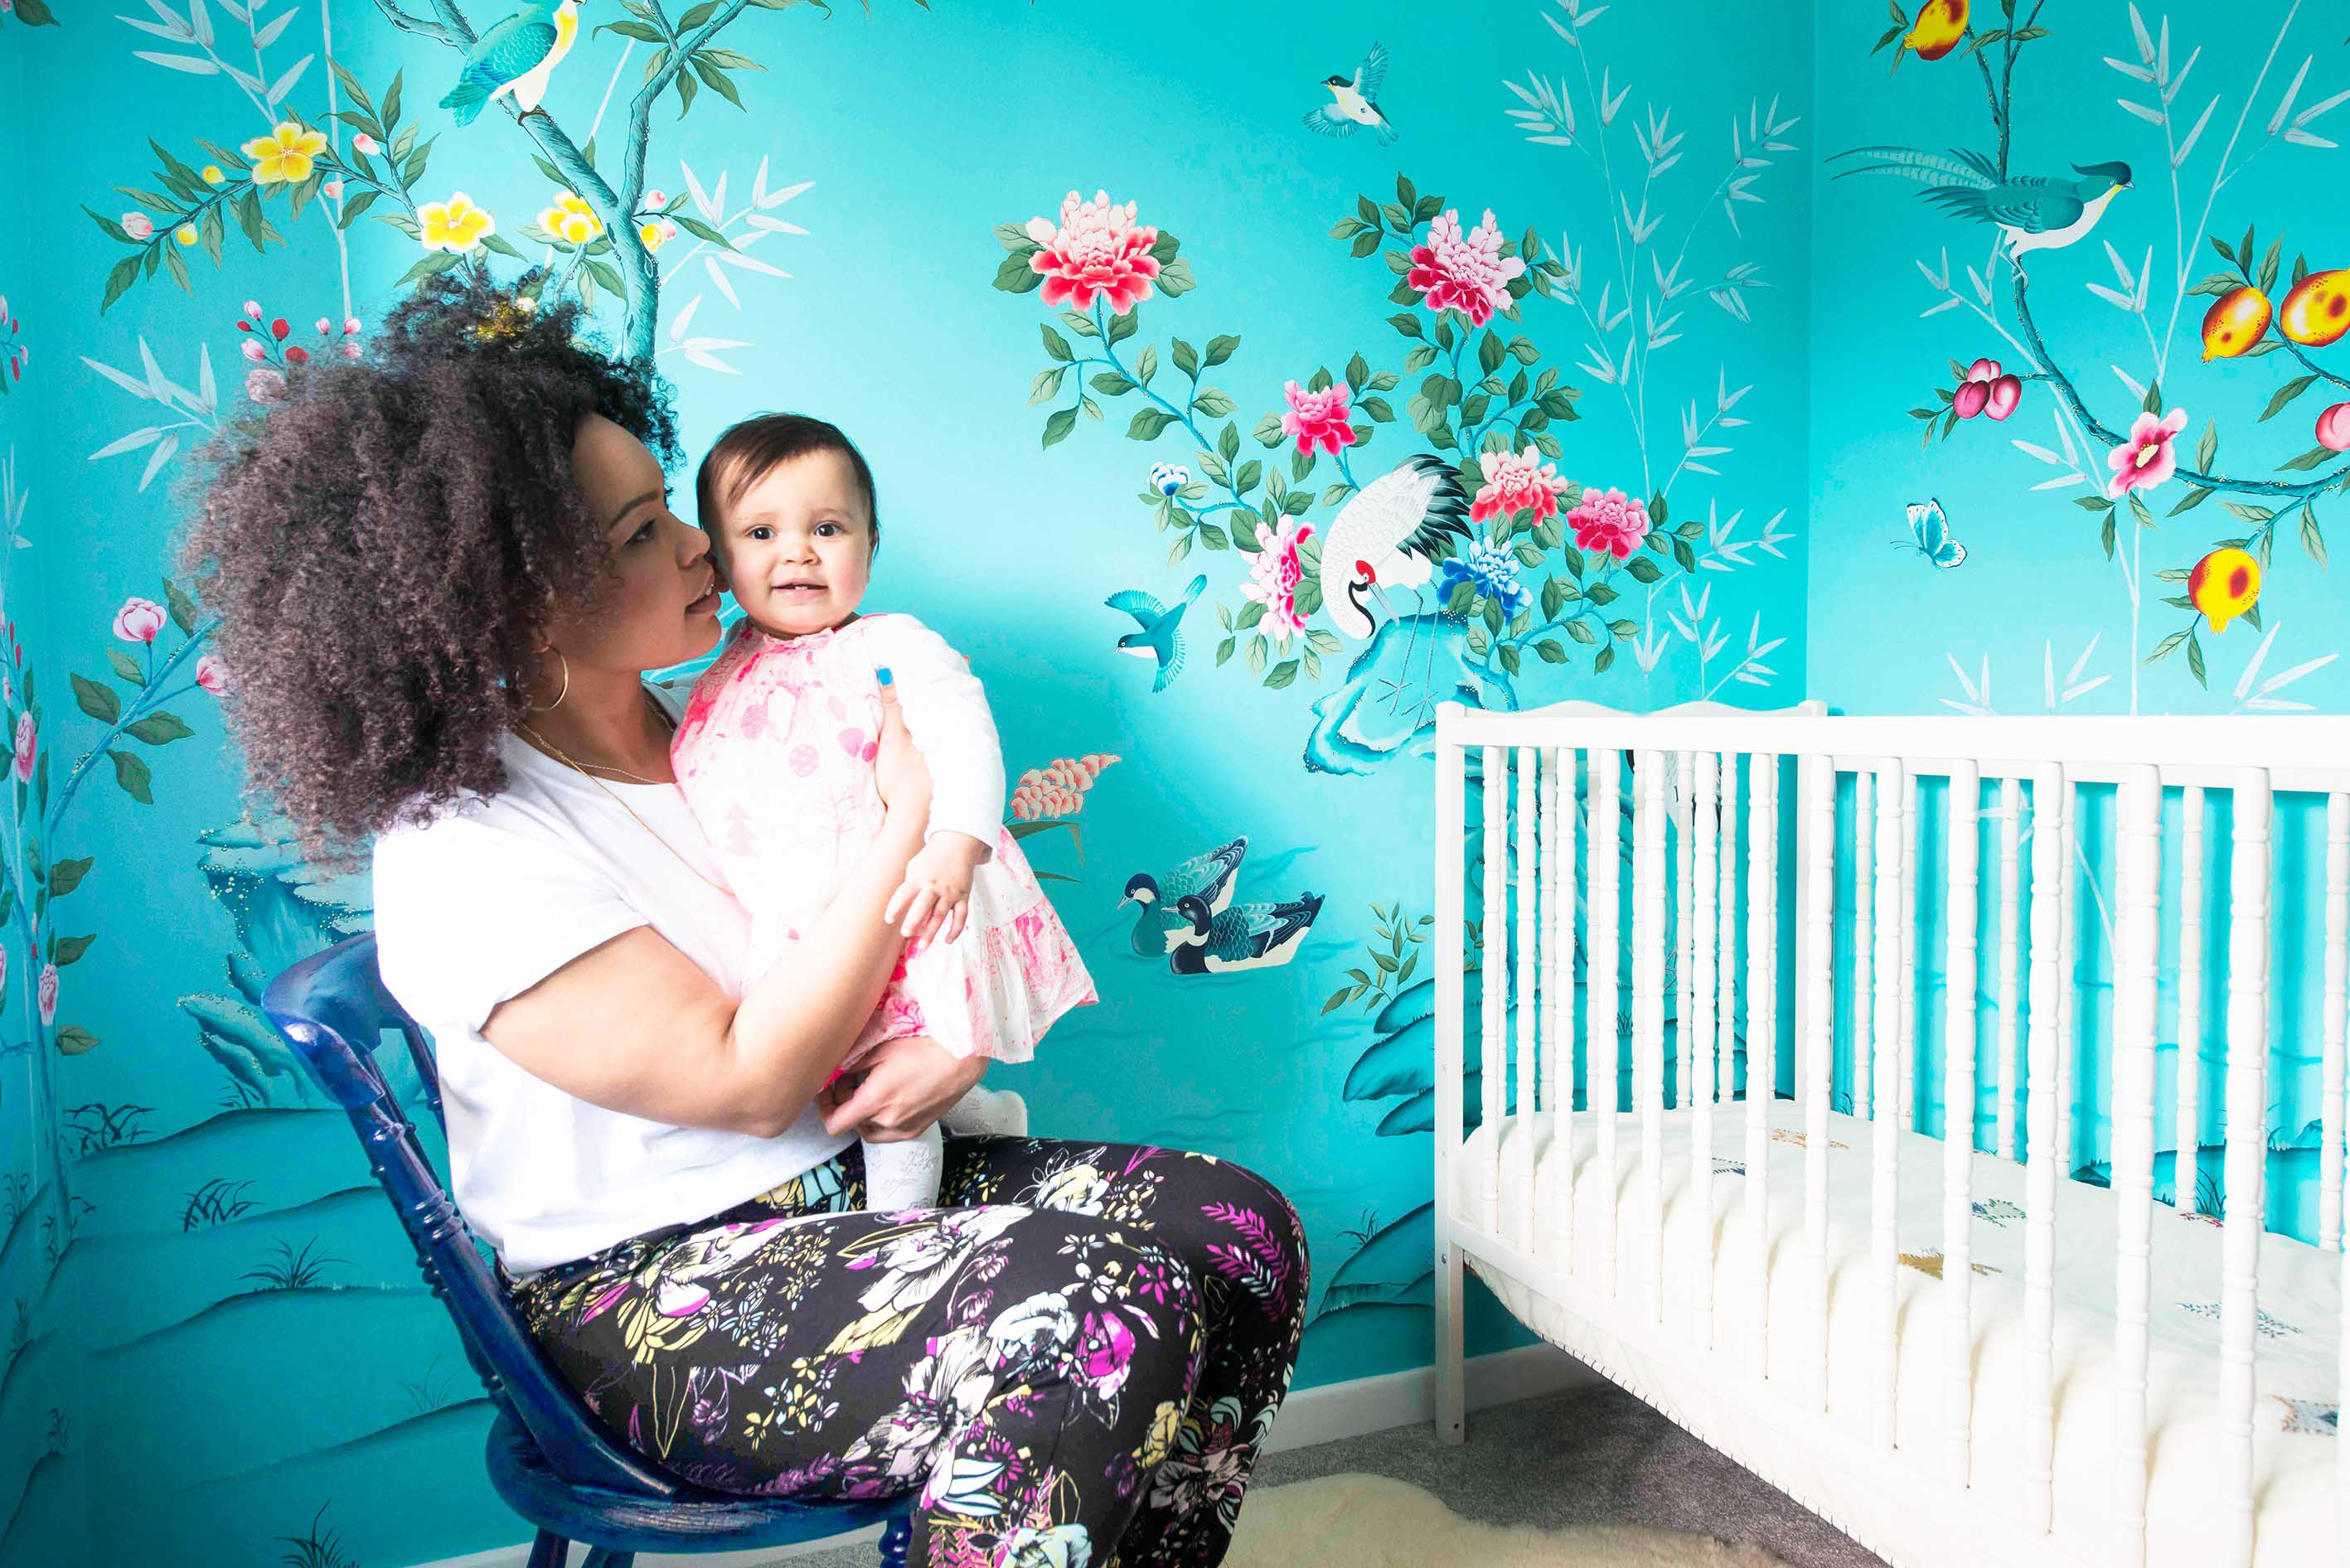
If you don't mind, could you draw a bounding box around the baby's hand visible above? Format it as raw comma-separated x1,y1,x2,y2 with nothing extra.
884,832,988,947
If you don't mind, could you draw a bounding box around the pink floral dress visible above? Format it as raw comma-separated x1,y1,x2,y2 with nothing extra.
671,614,1095,1067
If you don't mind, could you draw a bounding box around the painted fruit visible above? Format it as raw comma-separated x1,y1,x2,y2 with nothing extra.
2318,401,2350,453
1984,374,2022,420
1953,379,1989,418
2200,286,2272,361
2188,546,2261,635
1903,0,1969,60
2279,269,2350,349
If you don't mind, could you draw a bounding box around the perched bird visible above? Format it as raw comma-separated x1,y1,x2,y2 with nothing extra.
1120,837,1248,957
1319,455,1474,641
1306,42,1398,146
1829,148,2131,269
439,0,583,127
1169,891,1325,975
1107,573,1207,694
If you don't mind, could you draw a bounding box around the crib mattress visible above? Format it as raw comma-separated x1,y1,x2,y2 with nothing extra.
1453,1100,2340,1568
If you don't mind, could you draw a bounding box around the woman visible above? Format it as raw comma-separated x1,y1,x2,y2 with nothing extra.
186,273,1307,1567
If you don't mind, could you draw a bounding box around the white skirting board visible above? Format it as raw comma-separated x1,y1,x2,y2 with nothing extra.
417,1345,1592,1568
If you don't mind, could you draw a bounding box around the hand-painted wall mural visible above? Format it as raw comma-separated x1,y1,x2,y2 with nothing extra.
2,0,1820,1562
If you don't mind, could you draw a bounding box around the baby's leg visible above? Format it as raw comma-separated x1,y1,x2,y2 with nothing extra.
858,1124,944,1212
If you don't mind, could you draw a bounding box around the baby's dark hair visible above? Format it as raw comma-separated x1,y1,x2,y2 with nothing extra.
695,414,880,557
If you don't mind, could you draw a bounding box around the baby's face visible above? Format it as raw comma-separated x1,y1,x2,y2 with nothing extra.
710,448,874,639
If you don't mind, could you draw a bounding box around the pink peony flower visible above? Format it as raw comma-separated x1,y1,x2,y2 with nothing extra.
36,962,56,1028
1471,446,1570,525
11,712,31,784
1238,516,1315,646
1408,208,1525,327
1025,189,1161,315
121,211,155,242
195,653,228,694
245,368,287,403
351,132,380,156
113,597,167,644
1278,380,1353,457
2107,408,2189,497
1565,486,1652,561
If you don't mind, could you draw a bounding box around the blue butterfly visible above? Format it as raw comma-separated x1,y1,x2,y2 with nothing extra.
1899,498,1967,568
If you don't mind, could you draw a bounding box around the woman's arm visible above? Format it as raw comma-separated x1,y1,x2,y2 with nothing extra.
479,681,935,1138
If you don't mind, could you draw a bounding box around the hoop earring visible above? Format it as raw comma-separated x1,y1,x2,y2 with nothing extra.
526,650,570,713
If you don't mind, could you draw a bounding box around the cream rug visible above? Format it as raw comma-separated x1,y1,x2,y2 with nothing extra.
1225,1473,1789,1568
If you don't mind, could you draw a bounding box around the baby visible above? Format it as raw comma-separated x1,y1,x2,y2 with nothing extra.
671,413,1097,1212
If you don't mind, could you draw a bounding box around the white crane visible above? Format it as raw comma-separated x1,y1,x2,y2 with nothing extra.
1316,454,1473,708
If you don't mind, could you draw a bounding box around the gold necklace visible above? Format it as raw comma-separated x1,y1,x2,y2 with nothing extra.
515,694,729,894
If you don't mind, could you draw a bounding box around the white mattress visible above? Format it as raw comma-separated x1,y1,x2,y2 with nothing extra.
1452,1100,2340,1568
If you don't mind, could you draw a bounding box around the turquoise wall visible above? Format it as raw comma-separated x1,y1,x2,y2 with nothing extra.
2,1,1814,1563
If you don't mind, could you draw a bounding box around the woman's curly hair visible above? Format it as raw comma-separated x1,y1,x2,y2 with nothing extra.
180,269,679,862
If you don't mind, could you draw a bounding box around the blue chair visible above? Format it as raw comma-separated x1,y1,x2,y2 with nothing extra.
263,933,914,1568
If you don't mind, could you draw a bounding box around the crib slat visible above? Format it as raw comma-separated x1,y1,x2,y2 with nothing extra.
1746,753,1777,1384
1803,754,1835,1412
1434,726,1468,1443
1679,751,1696,1111
2177,787,2207,1218
1482,747,1507,1236
1901,771,1918,1131
1718,756,1740,1111
1514,746,1539,1246
1592,748,1622,1299
2112,763,2163,1567
1942,760,1981,1488
1691,750,1719,1348
2023,764,2067,1532
1871,758,1902,1450
1558,749,1579,1267
1540,748,1564,1256
1997,777,2023,1162
1854,767,1876,1126
2217,767,2272,1568
2055,772,2079,1186
2321,791,2349,1251
1638,750,1669,1323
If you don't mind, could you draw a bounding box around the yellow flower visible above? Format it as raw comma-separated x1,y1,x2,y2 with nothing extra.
174,224,199,246
639,220,667,252
1136,1400,1183,1468
419,192,497,254
201,165,225,185
240,121,327,186
536,191,603,247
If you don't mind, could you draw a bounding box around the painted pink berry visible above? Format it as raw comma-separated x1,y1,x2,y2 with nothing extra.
1952,379,1989,419
2317,401,2350,453
1985,374,2023,421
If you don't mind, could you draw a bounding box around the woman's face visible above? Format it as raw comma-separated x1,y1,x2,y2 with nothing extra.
548,414,724,675
709,448,874,639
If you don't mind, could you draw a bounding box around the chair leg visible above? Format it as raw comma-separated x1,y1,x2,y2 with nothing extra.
524,1530,570,1568
877,1512,913,1567
578,1549,634,1568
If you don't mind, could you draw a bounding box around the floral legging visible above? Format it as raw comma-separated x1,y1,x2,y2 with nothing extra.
510,1136,1310,1568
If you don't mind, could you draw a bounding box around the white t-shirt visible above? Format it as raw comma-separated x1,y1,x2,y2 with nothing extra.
371,683,852,1277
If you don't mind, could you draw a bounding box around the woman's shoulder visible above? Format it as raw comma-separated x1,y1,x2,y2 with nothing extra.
371,752,603,884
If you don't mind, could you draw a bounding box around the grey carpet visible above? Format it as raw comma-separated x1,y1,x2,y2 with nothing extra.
773,1385,1884,1567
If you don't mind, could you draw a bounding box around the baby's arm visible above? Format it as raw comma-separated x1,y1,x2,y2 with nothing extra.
868,617,1005,943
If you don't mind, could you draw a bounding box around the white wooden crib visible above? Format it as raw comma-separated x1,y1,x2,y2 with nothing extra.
1427,702,2350,1568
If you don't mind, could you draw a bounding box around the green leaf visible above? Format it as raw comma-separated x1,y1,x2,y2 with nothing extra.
2260,375,2317,422
1192,388,1237,418
107,650,147,687
1041,407,1077,448
1127,408,1177,441
1028,365,1069,405
2168,485,2217,516
1171,337,1199,379
47,858,92,898
126,712,195,746
1265,660,1301,690
71,675,122,725
1039,323,1073,362
2187,632,2207,688
55,1027,99,1057
1090,370,1136,396
2302,504,2329,569
52,934,94,968
1107,309,1141,346
993,251,1044,293
109,750,154,806
1204,333,1240,366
